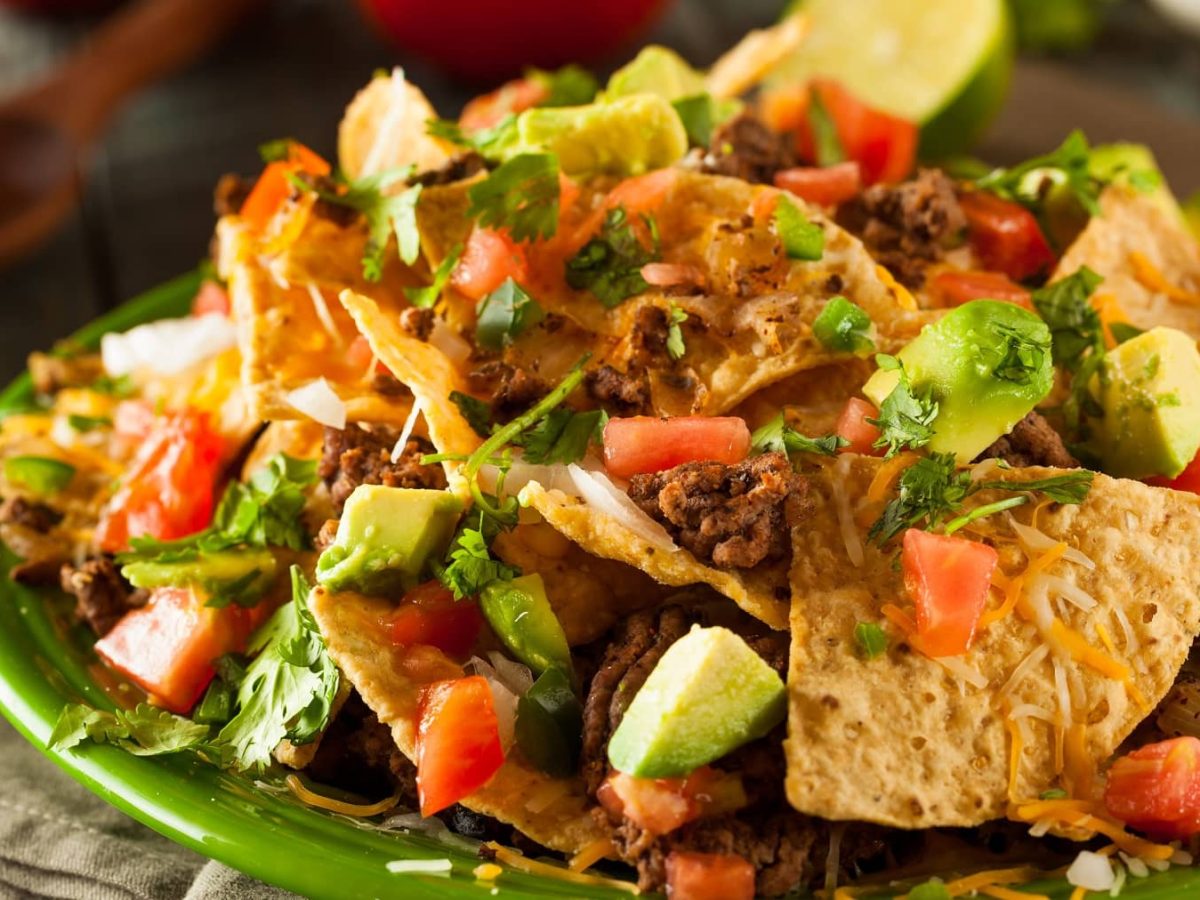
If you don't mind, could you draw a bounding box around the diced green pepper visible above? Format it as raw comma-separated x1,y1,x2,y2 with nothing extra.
4,455,75,495
813,296,875,355
479,573,571,675
515,666,583,777
193,678,234,725
774,196,824,261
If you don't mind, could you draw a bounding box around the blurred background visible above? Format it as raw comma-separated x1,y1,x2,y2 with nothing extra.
0,0,1198,386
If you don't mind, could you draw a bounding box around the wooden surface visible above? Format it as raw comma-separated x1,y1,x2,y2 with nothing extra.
0,0,1197,386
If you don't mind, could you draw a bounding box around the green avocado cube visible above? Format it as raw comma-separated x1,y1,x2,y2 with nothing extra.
863,299,1054,463
606,625,786,778
605,46,707,102
315,485,462,596
1096,326,1200,479
122,547,277,598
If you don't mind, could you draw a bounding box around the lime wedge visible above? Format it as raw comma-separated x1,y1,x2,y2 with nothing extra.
768,0,1014,158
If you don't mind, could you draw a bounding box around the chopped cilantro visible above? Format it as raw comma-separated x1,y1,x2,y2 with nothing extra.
867,356,940,458
565,207,659,307
257,138,294,164
292,167,423,281
774,195,824,261
1030,266,1105,372
89,373,136,398
1040,787,1068,800
813,296,874,355
975,129,1102,216
438,523,519,600
976,470,1094,505
666,303,688,360
514,408,607,465
451,391,494,437
475,278,546,350
991,322,1049,386
427,114,519,161
1127,167,1163,194
527,64,599,107
854,622,887,660
807,86,845,167
467,152,560,242
405,244,462,309
751,413,847,459
66,413,111,432
49,702,210,757
214,567,339,771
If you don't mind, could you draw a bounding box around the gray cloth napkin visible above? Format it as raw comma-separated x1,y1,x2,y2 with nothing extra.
0,720,299,900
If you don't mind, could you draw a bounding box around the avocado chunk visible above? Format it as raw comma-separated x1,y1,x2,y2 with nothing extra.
506,94,688,177
315,485,462,595
1095,326,1200,479
480,573,572,676
863,300,1054,463
605,46,707,102
607,625,786,778
122,547,277,601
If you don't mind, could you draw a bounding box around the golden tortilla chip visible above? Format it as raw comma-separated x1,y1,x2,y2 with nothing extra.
338,70,453,180
310,587,606,853
1056,187,1200,339
731,358,874,435
785,455,1200,828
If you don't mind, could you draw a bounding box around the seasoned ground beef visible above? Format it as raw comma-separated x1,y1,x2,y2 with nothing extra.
629,306,671,368
468,361,547,421
413,152,488,187
213,173,253,218
701,113,796,185
399,307,435,341
59,557,146,637
585,364,650,416
26,350,105,395
628,452,810,568
582,606,884,895
836,168,966,288
291,172,360,228
977,411,1078,469
369,372,410,397
304,692,418,804
319,425,446,515
0,496,62,533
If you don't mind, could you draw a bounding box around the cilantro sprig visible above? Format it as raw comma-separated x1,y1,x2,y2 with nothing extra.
975,130,1101,216
566,207,659,307
666,303,688,361
467,152,561,242
405,244,462,309
438,518,519,600
50,703,210,758
751,413,847,460
807,86,845,167
867,356,940,458
475,278,546,350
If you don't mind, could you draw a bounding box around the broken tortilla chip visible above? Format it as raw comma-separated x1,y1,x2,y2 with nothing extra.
309,586,606,853
785,455,1200,828
338,70,453,180
1056,187,1200,340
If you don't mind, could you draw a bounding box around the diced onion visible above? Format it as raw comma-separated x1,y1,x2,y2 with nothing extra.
101,315,237,377
566,463,677,552
486,651,534,695
934,656,989,690
1009,519,1095,570
479,457,571,496
831,456,864,567
392,398,423,462
428,319,472,367
1068,851,1116,891
1119,853,1149,879
999,643,1050,700
1110,862,1127,897
486,675,517,752
1172,848,1194,866
1028,819,1053,838
285,378,347,429
385,859,452,876
1143,856,1170,872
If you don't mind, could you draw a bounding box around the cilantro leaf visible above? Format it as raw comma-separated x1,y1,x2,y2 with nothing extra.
977,470,1095,505
258,138,294,164
666,303,687,361
867,356,939,458
214,567,339,770
514,408,607,465
868,452,972,544
751,413,847,458
211,454,319,551
1109,322,1144,345
807,86,845,167
528,64,599,107
774,195,824,261
49,702,210,757
451,391,494,437
467,152,560,242
426,115,519,161
813,296,874,355
991,321,1049,386
565,207,659,307
439,525,519,600
405,244,462,309
854,622,887,660
67,413,111,432
475,278,546,350
1030,266,1105,372
975,129,1102,216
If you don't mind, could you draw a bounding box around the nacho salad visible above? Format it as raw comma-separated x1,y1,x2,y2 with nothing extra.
6,11,1200,899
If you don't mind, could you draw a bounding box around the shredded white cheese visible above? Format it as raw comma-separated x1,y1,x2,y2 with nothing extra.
1009,518,1096,569
392,398,423,462
1112,605,1139,652
831,456,864,567
1008,703,1056,723
999,643,1050,700
385,859,453,876
306,283,343,346
1042,574,1099,612
935,656,989,690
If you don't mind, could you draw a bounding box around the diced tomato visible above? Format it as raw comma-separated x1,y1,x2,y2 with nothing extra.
773,162,862,207
95,410,225,552
597,767,747,836
94,586,267,714
459,77,549,131
762,80,917,185
959,191,1056,283
112,399,156,442
568,169,681,253
240,141,331,231
835,397,882,456
416,676,505,816
602,416,751,479
1149,449,1200,493
665,852,755,900
931,270,1032,309
1104,736,1200,840
901,529,998,657
383,581,483,659
345,334,392,377
191,281,231,318
451,228,529,301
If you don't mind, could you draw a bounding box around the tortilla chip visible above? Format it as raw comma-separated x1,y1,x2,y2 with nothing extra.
518,482,789,630
310,587,606,853
338,70,453,180
1055,187,1200,339
731,358,874,435
785,456,1200,828
218,218,416,425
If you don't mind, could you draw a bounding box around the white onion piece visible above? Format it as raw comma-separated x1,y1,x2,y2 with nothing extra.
1027,819,1053,838
1171,848,1193,866
478,458,570,496
486,677,518,752
392,398,423,462
1008,518,1096,570
487,651,534,695
101,315,237,377
428,319,472,367
285,378,346,430
1068,851,1115,891
968,457,1003,482
566,463,676,552
1144,856,1170,872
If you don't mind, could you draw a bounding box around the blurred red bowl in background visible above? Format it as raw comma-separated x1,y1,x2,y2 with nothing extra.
357,0,672,83
0,0,119,13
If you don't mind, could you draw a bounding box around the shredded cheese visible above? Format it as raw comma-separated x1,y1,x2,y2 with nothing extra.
999,644,1051,700
484,843,640,894
1063,722,1095,800
391,398,423,463
306,283,343,346
1006,708,1025,802
473,863,502,881
935,655,989,690
944,866,1040,896
1011,801,1175,861
867,452,918,502
568,838,613,872
284,774,399,817
980,887,1049,900
1069,887,1088,900
880,603,917,638
1129,251,1200,305
831,456,864,567
876,264,918,310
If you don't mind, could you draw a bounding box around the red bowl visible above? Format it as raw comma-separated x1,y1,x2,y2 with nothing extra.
358,0,672,83
0,0,120,13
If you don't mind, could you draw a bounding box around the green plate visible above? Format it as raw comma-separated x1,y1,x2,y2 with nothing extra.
0,272,1196,899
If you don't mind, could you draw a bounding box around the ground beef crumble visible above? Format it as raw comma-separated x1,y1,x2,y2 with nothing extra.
59,557,147,637
977,411,1078,469
585,364,650,416
627,452,810,568
836,168,966,288
700,113,797,185
468,361,547,421
318,424,446,515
